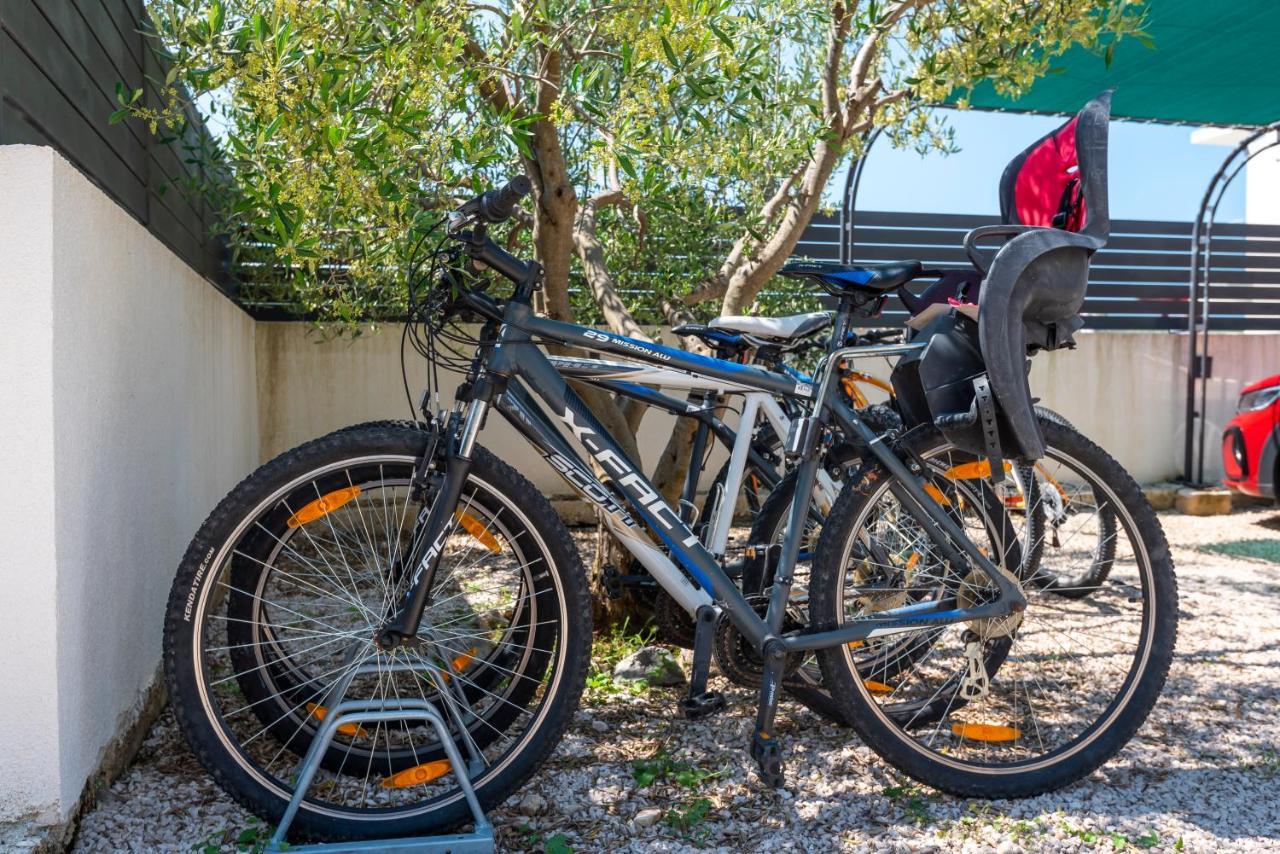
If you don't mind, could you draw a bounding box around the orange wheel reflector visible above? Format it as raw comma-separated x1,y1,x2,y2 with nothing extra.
452,646,478,673
951,723,1021,742
904,552,920,572
863,680,893,695
848,640,865,649
380,760,452,789
1003,495,1026,509
923,483,951,506
304,703,367,737
943,460,1013,481
454,511,501,553
287,486,361,528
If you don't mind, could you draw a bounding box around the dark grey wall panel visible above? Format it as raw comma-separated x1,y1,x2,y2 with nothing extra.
799,211,1280,331
0,1,232,297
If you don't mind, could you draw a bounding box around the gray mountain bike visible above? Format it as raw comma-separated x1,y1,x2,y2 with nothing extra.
163,175,1177,842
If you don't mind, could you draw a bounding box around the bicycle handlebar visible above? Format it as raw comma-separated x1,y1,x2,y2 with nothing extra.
473,175,533,224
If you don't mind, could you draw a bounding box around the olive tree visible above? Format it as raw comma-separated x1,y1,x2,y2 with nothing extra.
133,0,1142,625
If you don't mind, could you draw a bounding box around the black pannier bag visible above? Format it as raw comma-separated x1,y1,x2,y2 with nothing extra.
890,91,1112,463
891,309,1025,463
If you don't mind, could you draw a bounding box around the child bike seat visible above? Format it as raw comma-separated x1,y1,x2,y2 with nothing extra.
974,91,1112,459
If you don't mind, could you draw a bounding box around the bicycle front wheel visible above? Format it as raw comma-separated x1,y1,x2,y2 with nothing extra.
163,423,591,841
809,419,1177,798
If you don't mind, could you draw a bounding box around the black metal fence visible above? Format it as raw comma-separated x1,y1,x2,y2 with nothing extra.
4,3,1277,332
796,211,1280,331
0,2,229,291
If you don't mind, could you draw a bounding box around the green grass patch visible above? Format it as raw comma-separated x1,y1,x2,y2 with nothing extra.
662,797,714,844
191,818,269,853
1059,822,1162,850
1240,747,1280,778
632,749,721,789
882,781,937,823
583,618,662,703
512,824,574,853
1202,539,1280,564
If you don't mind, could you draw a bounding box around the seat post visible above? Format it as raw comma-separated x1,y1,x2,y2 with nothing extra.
828,295,855,353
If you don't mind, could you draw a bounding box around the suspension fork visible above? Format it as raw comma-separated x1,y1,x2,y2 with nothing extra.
378,388,493,646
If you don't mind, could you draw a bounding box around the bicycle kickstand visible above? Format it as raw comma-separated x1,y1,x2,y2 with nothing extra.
748,640,787,788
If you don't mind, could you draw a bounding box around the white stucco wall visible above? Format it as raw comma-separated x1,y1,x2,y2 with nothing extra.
0,146,259,824
257,323,1279,489
0,146,63,826
256,322,714,495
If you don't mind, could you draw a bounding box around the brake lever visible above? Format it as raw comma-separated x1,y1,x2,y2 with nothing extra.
446,211,471,235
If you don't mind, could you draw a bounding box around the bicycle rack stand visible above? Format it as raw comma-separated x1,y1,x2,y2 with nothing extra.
265,654,496,853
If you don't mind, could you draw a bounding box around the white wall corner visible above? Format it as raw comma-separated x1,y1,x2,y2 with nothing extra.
0,145,65,823
0,144,261,825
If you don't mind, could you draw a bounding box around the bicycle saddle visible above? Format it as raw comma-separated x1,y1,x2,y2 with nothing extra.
707,311,831,341
670,322,750,353
779,260,924,294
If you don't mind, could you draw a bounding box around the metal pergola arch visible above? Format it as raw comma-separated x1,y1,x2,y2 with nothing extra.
839,116,1280,485
1184,124,1280,483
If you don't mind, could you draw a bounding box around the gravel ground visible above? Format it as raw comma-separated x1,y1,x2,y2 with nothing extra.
72,510,1280,853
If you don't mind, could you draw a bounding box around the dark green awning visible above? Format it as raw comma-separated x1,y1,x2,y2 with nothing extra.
949,0,1280,127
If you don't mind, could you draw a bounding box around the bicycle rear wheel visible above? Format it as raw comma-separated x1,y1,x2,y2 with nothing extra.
164,423,591,841
810,419,1177,797
744,413,1034,724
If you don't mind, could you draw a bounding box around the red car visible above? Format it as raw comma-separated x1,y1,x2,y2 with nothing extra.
1223,374,1280,500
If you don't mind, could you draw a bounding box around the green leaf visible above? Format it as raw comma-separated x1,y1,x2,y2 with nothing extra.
108,108,129,125
543,834,572,854
616,151,637,179
632,767,658,787
1104,41,1116,68
707,20,734,50
659,35,679,68
207,0,225,34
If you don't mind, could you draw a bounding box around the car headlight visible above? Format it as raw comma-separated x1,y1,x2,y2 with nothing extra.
1238,385,1280,413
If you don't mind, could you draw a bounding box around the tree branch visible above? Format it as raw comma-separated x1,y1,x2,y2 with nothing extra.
573,187,651,341
460,36,521,118
680,163,804,307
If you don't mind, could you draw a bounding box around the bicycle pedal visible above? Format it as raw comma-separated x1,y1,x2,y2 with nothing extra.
749,731,786,789
678,690,727,720
600,565,623,599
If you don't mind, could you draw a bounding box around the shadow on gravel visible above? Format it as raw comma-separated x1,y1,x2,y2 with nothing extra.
1159,665,1280,706
1082,765,1280,840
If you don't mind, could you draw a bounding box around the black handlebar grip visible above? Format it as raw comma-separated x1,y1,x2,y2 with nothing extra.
478,175,533,223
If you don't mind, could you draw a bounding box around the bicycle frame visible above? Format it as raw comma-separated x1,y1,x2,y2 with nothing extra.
549,356,841,558
386,294,1026,658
